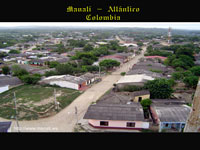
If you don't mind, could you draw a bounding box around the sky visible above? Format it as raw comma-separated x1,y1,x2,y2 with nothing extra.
0,22,200,30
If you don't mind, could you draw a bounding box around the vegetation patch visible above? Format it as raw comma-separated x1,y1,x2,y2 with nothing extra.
0,84,81,120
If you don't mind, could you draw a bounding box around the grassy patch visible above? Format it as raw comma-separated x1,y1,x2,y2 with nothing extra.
149,69,163,73
0,84,82,120
57,92,81,109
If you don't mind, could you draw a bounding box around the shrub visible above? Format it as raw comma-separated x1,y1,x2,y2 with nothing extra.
2,66,10,75
183,76,199,88
144,78,173,99
20,74,41,84
120,72,126,76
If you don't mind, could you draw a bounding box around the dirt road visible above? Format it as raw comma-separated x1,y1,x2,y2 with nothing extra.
0,47,146,132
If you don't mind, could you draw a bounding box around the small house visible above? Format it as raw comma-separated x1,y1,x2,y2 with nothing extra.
39,75,87,90
0,122,12,132
150,100,191,132
116,74,154,89
29,59,46,66
145,56,167,61
83,103,149,130
0,75,22,93
79,73,98,85
132,90,150,102
17,58,30,65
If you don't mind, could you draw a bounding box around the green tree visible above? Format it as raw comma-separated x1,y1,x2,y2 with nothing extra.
183,70,193,77
12,65,29,77
120,72,126,76
137,41,143,47
178,55,194,68
171,59,185,69
140,99,152,110
0,52,8,58
20,74,41,84
183,76,199,88
172,72,184,81
83,44,93,51
140,99,152,119
55,43,67,53
175,47,194,59
190,66,200,76
55,63,74,75
49,61,60,68
2,66,10,75
99,59,120,70
81,57,94,65
9,49,20,54
75,52,98,61
92,46,110,57
144,78,173,99
167,78,176,87
166,54,176,66
109,41,119,50
44,70,57,77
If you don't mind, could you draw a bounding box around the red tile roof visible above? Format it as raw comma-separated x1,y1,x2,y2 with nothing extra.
145,56,167,60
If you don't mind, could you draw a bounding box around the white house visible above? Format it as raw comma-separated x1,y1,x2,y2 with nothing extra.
116,74,154,84
39,75,87,90
0,85,9,93
0,76,22,93
0,49,10,53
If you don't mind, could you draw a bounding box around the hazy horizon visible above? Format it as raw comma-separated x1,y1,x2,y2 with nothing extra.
0,22,200,30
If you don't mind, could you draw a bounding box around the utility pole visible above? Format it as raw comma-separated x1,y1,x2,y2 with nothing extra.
99,64,101,77
13,92,20,132
75,106,78,125
54,88,59,111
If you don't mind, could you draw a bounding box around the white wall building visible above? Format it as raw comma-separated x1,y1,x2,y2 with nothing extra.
39,75,87,90
0,85,9,93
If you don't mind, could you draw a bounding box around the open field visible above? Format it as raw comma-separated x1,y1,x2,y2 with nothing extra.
0,84,81,120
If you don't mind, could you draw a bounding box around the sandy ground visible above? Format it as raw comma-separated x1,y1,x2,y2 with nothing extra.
0,46,146,132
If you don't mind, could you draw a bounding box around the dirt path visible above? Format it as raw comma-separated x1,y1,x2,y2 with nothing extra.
0,46,146,132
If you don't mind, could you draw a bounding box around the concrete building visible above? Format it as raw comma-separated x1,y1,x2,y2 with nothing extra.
0,75,22,93
0,49,10,53
127,60,174,79
116,74,154,89
84,103,149,130
80,73,98,85
119,43,138,47
150,100,191,132
145,56,167,61
0,122,12,132
132,90,150,102
39,75,87,90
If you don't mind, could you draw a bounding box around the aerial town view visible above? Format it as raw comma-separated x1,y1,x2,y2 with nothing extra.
0,22,200,133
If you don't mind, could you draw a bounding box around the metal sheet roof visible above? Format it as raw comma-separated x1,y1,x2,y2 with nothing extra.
84,103,145,121
152,104,191,122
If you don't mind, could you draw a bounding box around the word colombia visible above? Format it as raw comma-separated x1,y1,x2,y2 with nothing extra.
66,5,140,21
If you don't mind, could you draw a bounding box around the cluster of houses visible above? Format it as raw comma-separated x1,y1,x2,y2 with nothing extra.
93,52,136,66
83,89,191,132
3,51,71,66
83,57,191,132
115,57,174,90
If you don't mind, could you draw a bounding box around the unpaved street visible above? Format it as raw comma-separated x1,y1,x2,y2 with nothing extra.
0,46,146,132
